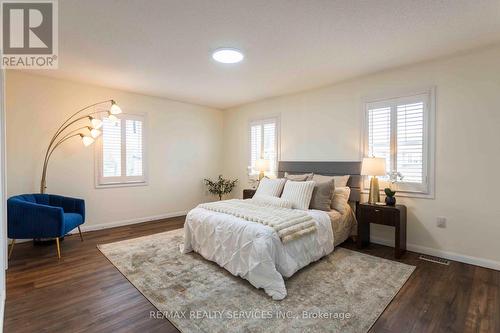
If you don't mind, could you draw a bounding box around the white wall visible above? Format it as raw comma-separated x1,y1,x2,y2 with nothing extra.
6,71,223,228
223,45,500,269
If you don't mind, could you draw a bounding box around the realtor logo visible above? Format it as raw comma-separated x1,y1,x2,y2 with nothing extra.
1,0,58,68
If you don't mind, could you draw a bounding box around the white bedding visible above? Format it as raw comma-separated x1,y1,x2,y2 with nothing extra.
182,204,333,300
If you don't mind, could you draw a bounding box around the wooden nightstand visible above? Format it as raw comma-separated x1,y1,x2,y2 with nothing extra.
356,203,407,259
243,189,256,199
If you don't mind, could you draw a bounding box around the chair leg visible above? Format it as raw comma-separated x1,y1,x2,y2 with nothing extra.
55,237,61,259
8,239,15,259
78,226,84,242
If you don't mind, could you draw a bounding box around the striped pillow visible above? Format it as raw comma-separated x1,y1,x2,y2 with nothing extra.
254,178,287,198
280,180,315,210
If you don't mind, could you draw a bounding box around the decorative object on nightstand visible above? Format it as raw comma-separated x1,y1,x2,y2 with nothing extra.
255,158,270,181
356,203,407,259
361,157,386,204
204,175,238,200
385,171,403,206
384,188,397,206
243,189,256,199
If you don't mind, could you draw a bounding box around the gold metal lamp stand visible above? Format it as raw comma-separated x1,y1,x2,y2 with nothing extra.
368,176,380,204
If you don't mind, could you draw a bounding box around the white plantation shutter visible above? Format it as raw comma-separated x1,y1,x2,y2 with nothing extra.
125,119,143,177
97,114,146,186
263,122,277,174
368,106,391,179
249,117,279,176
397,102,424,183
250,123,262,174
365,92,433,195
102,118,121,177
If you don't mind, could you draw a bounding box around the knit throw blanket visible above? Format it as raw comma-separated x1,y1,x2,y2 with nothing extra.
198,199,317,243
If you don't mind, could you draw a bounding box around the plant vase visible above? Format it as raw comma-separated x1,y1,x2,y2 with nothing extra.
385,196,396,206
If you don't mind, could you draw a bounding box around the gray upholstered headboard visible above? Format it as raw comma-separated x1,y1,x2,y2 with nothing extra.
277,161,362,203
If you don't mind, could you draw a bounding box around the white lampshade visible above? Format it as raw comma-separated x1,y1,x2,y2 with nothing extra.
255,159,270,172
81,135,95,147
90,128,101,138
361,157,386,176
107,114,119,122
110,101,122,115
90,117,103,129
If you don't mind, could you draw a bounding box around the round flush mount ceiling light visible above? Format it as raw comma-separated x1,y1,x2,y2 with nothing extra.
212,48,244,64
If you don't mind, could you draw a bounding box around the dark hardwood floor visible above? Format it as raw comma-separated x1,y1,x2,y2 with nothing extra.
4,217,499,333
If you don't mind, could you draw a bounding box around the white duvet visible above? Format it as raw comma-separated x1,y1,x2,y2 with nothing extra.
182,203,334,300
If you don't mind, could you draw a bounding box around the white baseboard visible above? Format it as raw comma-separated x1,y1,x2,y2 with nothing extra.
77,211,187,233
8,211,188,244
370,236,500,271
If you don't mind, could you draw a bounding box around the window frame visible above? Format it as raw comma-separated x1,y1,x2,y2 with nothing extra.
248,115,280,177
362,88,435,198
95,113,148,188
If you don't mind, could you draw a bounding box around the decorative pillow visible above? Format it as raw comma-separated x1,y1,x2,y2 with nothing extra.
313,174,350,188
251,195,293,209
254,178,287,198
309,177,335,211
331,186,351,214
334,175,350,187
280,180,315,210
284,172,314,181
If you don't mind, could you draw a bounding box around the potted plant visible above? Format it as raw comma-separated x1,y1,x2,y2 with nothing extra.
384,188,397,206
204,175,238,200
384,171,403,206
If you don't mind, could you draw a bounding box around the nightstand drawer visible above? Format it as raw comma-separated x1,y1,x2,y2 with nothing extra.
362,207,395,226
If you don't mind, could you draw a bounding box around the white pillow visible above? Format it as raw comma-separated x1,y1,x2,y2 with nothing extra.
331,186,351,214
280,180,315,210
254,178,287,198
251,195,293,209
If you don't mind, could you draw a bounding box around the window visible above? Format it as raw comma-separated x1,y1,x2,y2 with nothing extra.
96,114,146,187
364,90,435,196
248,117,279,176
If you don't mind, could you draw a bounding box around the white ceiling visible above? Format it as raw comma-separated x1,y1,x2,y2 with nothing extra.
33,0,500,109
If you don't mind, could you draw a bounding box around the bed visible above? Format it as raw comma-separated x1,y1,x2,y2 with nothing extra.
182,161,361,300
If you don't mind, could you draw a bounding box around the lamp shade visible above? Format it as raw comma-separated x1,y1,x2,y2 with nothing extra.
90,128,101,138
110,101,122,115
107,114,119,122
81,136,95,147
361,157,386,176
90,117,103,129
255,159,270,172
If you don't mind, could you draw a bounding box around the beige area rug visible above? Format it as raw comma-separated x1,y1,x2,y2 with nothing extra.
98,229,415,333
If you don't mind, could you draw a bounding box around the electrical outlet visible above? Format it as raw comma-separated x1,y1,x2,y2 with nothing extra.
436,216,447,228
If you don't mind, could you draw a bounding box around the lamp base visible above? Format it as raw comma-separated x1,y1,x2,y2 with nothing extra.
258,171,265,181
368,177,380,204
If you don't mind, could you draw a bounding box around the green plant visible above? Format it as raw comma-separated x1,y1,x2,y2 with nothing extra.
204,175,238,200
384,188,396,197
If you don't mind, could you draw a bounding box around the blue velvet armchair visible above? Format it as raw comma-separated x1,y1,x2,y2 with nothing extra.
7,194,86,259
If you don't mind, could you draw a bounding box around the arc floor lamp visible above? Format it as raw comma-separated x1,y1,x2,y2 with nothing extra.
40,99,122,194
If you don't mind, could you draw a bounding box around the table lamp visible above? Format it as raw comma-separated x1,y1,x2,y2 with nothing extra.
361,157,386,204
255,159,270,180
